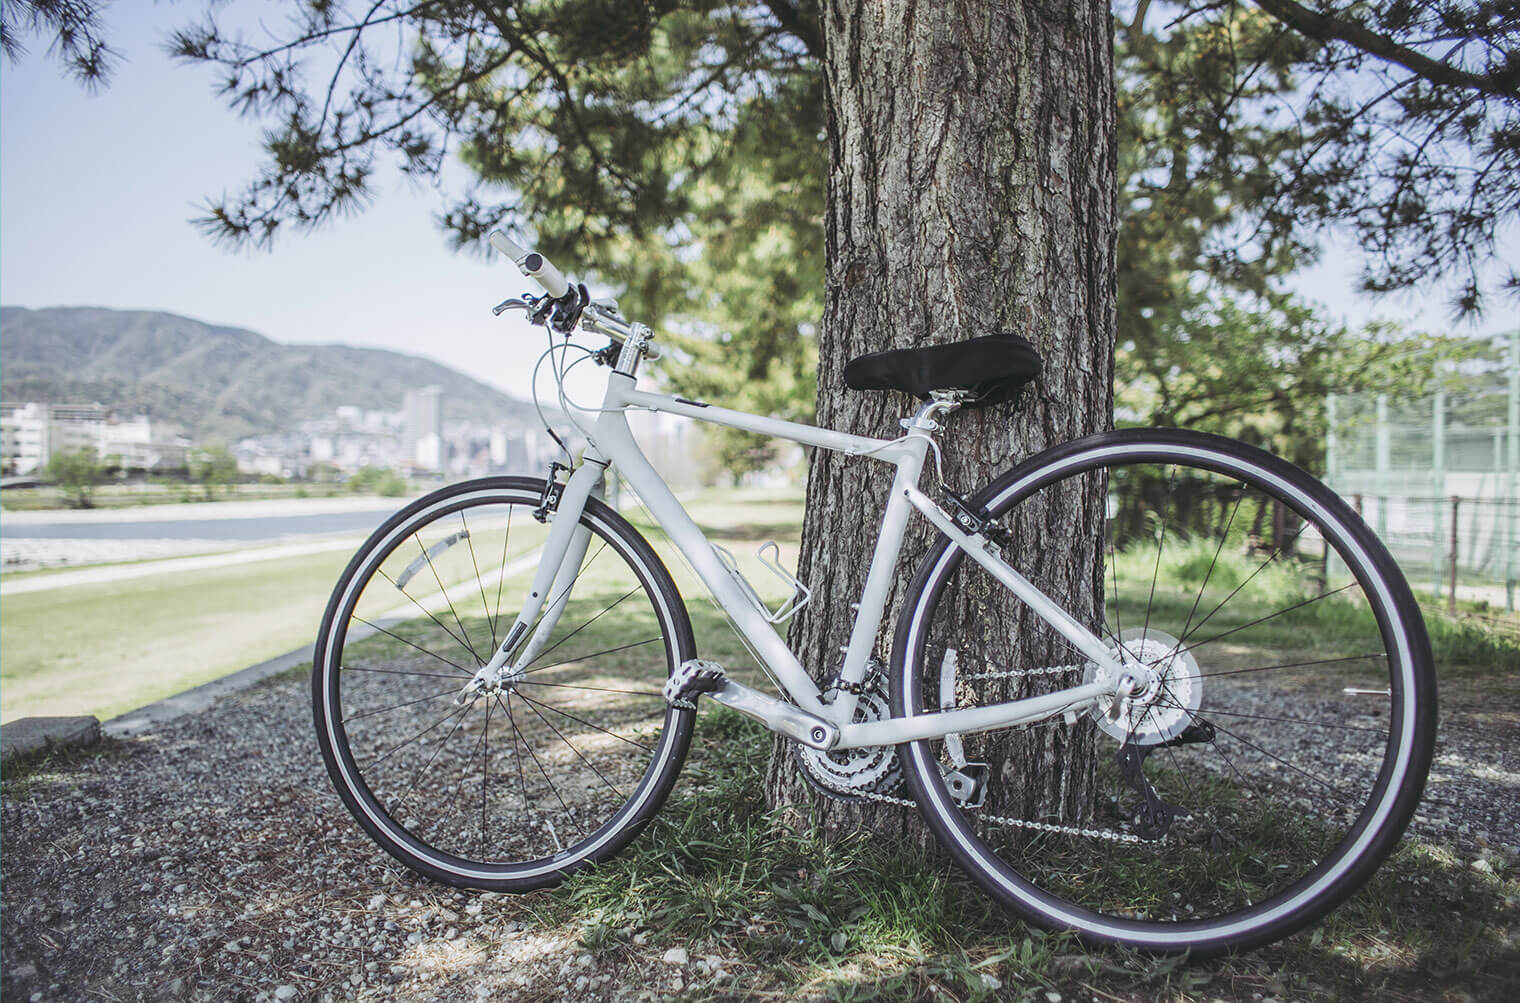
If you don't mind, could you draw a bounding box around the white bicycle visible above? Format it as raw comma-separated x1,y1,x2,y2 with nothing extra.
314,233,1436,956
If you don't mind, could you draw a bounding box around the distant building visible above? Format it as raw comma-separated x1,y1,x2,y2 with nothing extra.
404,386,444,472
0,402,190,474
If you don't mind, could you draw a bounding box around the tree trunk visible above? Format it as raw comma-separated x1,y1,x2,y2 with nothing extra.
765,1,1118,837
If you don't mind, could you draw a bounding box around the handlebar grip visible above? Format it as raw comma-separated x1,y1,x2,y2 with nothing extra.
488,230,570,299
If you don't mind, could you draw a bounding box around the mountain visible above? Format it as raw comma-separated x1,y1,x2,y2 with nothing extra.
0,307,544,440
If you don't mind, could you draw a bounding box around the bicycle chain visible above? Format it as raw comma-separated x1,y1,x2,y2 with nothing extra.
796,659,1146,844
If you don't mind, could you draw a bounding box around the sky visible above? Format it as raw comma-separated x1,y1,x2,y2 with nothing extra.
2,2,1514,407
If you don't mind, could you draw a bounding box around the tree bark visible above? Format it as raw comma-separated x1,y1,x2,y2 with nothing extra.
765,1,1118,836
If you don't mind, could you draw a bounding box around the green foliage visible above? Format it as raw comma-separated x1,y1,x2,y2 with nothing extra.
1116,291,1489,470
307,462,341,485
346,465,407,497
43,445,105,508
1116,1,1520,317
187,443,238,499
161,2,1518,484
0,0,116,86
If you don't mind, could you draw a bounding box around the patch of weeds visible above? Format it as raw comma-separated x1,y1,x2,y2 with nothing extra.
1271,837,1520,998
535,701,1516,1003
1422,609,1520,673
1,736,128,798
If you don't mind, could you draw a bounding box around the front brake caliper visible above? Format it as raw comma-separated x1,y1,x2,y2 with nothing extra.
534,462,569,523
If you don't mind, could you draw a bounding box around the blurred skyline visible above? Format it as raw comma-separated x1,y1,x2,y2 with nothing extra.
2,2,1515,409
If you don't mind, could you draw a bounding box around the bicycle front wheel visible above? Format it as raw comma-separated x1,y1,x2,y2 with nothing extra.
314,477,696,891
893,429,1435,955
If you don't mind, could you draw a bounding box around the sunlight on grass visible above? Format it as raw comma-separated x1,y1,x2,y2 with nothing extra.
540,708,1518,1001
0,547,353,723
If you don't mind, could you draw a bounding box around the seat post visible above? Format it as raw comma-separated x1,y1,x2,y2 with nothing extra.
904,392,971,433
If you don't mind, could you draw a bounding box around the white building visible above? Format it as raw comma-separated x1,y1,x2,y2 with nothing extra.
404,386,444,472
0,402,191,474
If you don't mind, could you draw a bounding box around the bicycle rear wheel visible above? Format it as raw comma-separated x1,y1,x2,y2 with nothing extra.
314,477,695,890
893,429,1436,955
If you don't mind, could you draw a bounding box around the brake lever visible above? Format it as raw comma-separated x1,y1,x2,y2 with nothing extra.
492,297,532,317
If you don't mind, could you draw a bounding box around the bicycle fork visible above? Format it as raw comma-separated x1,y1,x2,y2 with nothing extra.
456,459,607,703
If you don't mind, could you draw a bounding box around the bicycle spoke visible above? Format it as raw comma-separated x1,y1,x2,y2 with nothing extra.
519,636,662,676
524,586,641,670
461,511,497,650
520,696,625,801
493,505,514,638
365,699,474,770
500,693,533,816
510,699,586,841
516,691,654,753
403,694,480,805
1140,464,1178,643
515,679,665,698
1175,523,1312,652
1189,651,1389,681
480,696,493,856
342,686,458,725
1177,487,1246,643
1164,702,1386,735
416,532,484,666
1108,517,1124,643
1182,582,1362,653
376,570,483,666
1195,714,1352,804
343,663,471,681
351,615,472,674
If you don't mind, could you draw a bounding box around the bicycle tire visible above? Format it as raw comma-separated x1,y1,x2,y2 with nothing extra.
892,429,1436,955
314,476,696,891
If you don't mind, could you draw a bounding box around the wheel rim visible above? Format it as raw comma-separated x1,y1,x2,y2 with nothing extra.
900,439,1428,948
318,485,688,881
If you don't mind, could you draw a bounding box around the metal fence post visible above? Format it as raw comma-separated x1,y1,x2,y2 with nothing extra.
1449,496,1460,616
1326,393,1342,580
1432,391,1445,600
1509,332,1519,612
1326,393,1338,486
1376,394,1390,541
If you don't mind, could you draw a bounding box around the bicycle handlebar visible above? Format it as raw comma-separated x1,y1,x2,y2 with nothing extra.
488,230,660,362
489,230,570,299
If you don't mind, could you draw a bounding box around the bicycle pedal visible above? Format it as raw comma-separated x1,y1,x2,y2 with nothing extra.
664,659,727,707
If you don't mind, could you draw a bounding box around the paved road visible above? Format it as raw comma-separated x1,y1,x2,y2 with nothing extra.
0,496,410,579
0,496,403,540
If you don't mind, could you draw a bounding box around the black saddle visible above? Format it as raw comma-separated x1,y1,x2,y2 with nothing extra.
842,333,1042,409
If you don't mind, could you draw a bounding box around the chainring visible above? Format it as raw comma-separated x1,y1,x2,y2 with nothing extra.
794,684,903,803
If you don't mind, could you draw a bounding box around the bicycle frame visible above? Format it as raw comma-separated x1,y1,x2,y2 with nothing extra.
479,367,1130,751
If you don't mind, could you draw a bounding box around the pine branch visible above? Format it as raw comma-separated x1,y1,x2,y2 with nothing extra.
1254,0,1518,98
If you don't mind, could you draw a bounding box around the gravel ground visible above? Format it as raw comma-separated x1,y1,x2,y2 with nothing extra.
2,662,1516,1003
0,671,749,1003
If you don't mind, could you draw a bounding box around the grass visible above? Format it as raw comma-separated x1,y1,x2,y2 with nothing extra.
1111,535,1520,673
527,703,1518,1001
0,480,416,511
0,487,802,728
0,546,354,723
6,483,1517,997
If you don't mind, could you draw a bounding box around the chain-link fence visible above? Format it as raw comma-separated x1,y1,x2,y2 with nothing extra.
1326,337,1520,613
